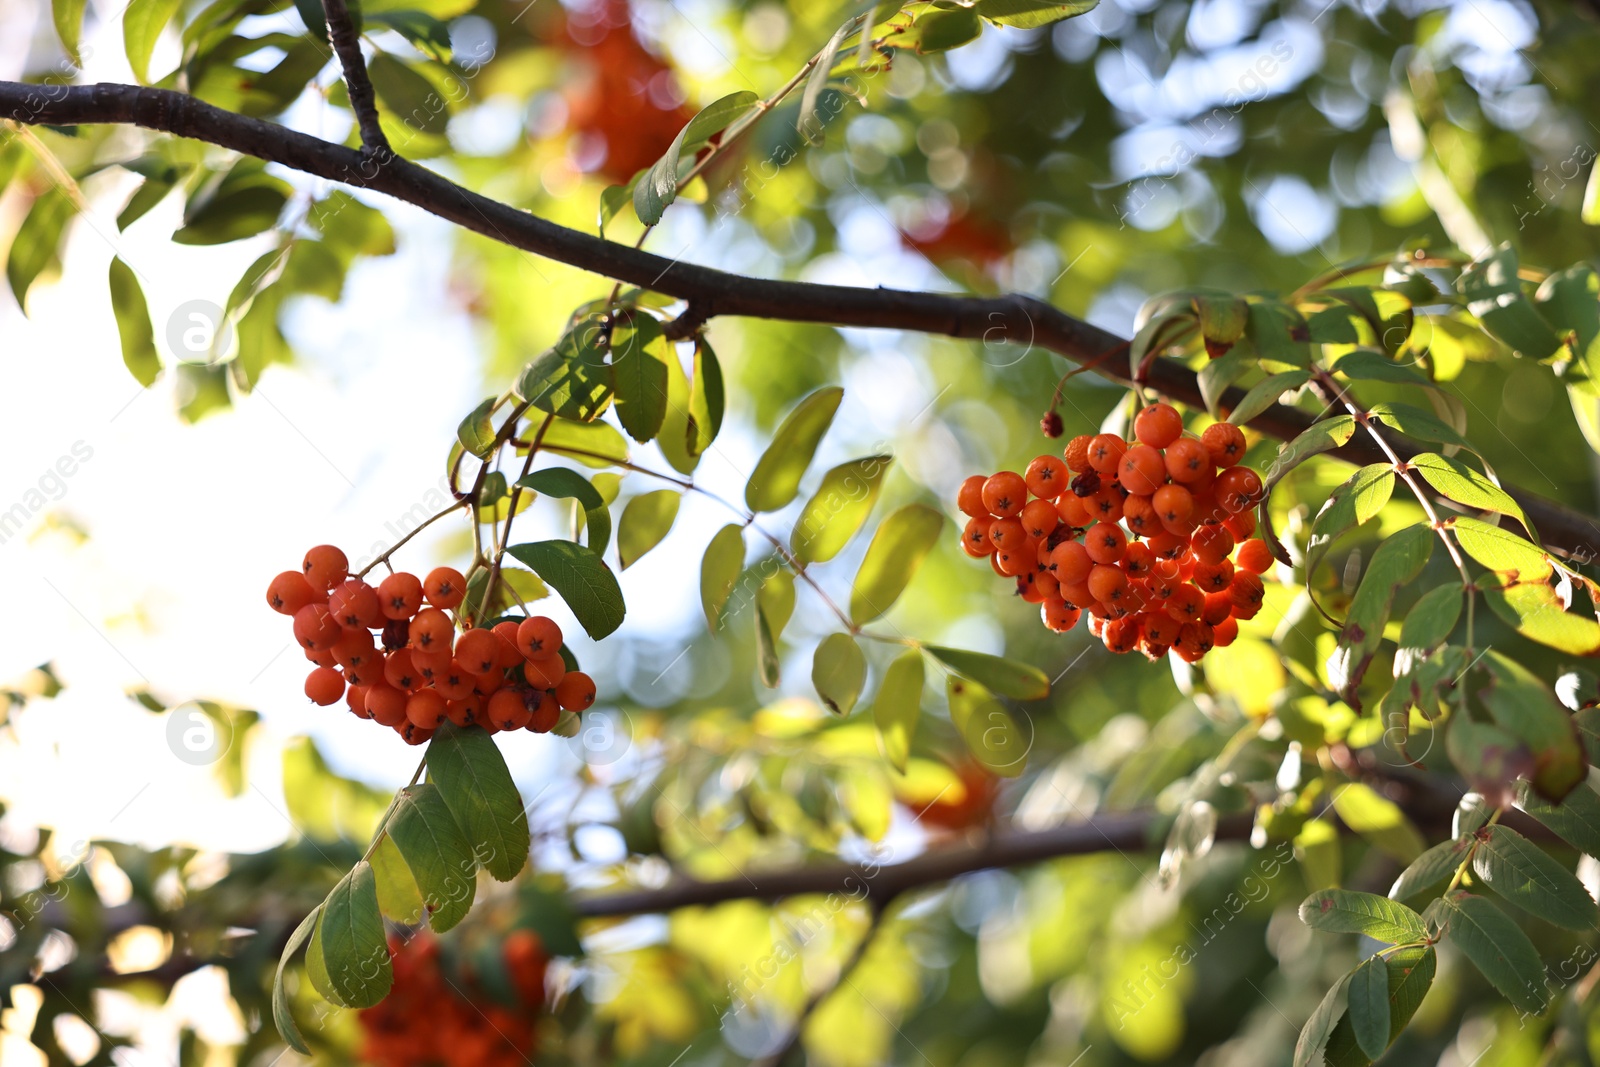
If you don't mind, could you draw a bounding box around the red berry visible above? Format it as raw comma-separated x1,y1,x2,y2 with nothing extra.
377,572,425,620
293,603,342,651
305,666,345,705
516,616,563,659
1134,403,1183,449
267,571,317,615
455,628,501,675
423,567,467,610
328,579,382,631
554,671,596,712
409,608,454,654
302,545,349,592
981,472,1028,518
406,689,448,729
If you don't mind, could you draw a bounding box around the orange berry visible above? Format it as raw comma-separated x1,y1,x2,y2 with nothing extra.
1224,510,1258,540
1215,466,1264,513
423,567,467,610
1163,438,1212,484
1142,614,1178,648
406,689,448,729
1056,493,1093,528
331,628,377,670
1122,541,1155,578
957,475,989,517
377,572,425,620
1118,444,1167,496
302,545,349,592
446,695,484,728
516,616,563,659
523,654,566,690
305,666,345,706
529,691,560,733
1087,564,1128,604
1235,538,1274,575
293,603,342,651
962,517,995,557
328,579,382,631
1050,540,1093,584
1121,494,1158,537
400,723,434,746
1229,571,1265,613
346,685,370,719
1042,599,1082,633
488,688,533,730
555,671,596,712
1034,570,1060,599
1063,434,1094,471
1164,584,1205,623
981,472,1028,518
1192,558,1234,593
1019,499,1059,540
383,649,421,691
1202,591,1234,626
267,571,318,615
1176,621,1214,658
1213,616,1239,647
1024,455,1069,499
366,683,408,726
1134,403,1184,448
1147,530,1189,560
455,628,501,675
409,608,454,653
491,621,525,669
1103,616,1140,654
1151,484,1194,527
1190,525,1234,567
987,518,1025,551
304,645,337,668
1201,423,1247,468
434,659,479,701
1017,571,1048,603
1059,579,1095,609
1084,522,1127,564
994,546,1031,577
1086,434,1126,474
1086,485,1125,523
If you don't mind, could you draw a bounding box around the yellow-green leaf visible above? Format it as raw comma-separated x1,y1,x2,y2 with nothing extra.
812,633,866,715
791,455,891,565
872,649,924,773
746,386,844,512
617,489,681,569
850,504,944,624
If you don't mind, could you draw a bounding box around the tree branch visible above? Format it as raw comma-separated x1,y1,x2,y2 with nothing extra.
318,0,390,156
3,80,1597,556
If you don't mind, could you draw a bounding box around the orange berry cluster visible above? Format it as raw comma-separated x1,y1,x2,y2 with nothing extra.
266,545,597,745
959,403,1273,663
359,930,546,1067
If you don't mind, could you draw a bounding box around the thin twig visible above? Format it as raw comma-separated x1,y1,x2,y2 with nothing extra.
320,0,390,155
752,903,887,1067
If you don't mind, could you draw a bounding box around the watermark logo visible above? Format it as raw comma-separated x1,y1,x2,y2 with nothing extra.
165,300,234,366
165,701,233,765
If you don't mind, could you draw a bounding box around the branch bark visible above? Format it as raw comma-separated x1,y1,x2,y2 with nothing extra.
2,80,1598,556
318,0,390,155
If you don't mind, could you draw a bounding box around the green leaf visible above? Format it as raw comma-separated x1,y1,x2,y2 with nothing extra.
1436,891,1548,1014
1409,453,1535,540
1303,463,1395,597
791,455,891,565
1447,719,1533,801
517,319,613,422
656,340,699,474
1262,415,1357,492
610,311,670,443
118,170,179,230
1246,299,1313,366
1472,824,1597,930
1330,782,1426,864
634,91,759,225
1388,837,1472,901
1324,946,1436,1067
1197,349,1246,415
850,504,944,624
1486,577,1600,657
506,540,625,640
746,386,844,512
173,185,288,245
1194,294,1249,357
369,833,424,924
457,395,497,458
368,53,450,133
386,783,478,932
1535,265,1600,379
872,649,924,773
1482,652,1588,802
812,633,866,715
52,0,87,65
7,188,74,311
271,905,320,1054
514,468,611,556
1346,956,1391,1060
925,645,1049,701
700,523,745,630
1226,370,1310,426
1298,889,1428,943
537,418,629,468
891,6,982,52
946,676,1029,778
1451,516,1551,582
1293,974,1349,1067
307,861,392,1008
365,10,453,60
1392,585,1462,674
799,17,856,142
1519,780,1600,858
1334,349,1431,386
1365,402,1474,451
1457,792,1494,837
425,723,531,882
1585,162,1600,225
686,338,724,459
974,0,1099,28
598,179,637,238
124,0,184,82
755,570,794,688
1326,524,1434,708
617,490,681,569
1458,244,1562,360
108,258,161,387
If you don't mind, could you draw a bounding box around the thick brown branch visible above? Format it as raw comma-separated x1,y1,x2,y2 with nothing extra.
318,0,390,155
2,80,1597,556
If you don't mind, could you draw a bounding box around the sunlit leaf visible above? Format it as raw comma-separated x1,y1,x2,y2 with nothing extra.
1389,837,1472,901
746,386,844,512
617,490,681,569
386,783,477,932
635,91,759,225
611,311,670,443
426,723,531,882
925,645,1049,701
1298,889,1427,943
974,0,1099,29
124,0,184,82
850,504,944,624
1330,782,1426,864
108,258,161,387
1326,524,1433,708
1410,453,1534,540
1436,891,1547,1013
506,540,624,640
307,861,392,1008
700,523,745,631
872,649,924,773
946,676,1028,778
791,455,891,565
1471,824,1597,930
1226,370,1310,426
515,468,611,555
457,395,497,458
812,633,866,715
1458,243,1562,360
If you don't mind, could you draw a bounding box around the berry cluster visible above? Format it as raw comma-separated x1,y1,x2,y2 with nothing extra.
266,545,597,745
959,403,1272,663
359,931,546,1067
